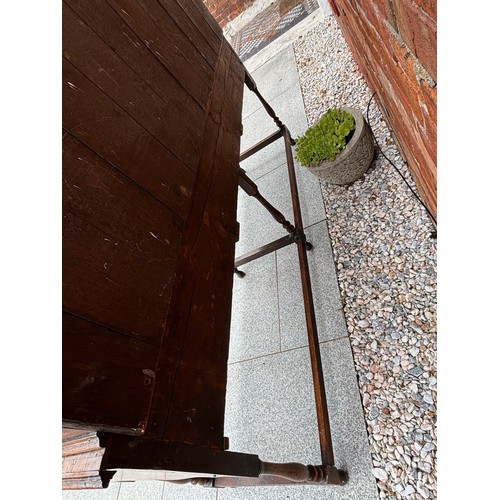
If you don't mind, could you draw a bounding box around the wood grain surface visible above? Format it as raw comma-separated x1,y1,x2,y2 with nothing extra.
63,0,244,458
63,3,202,170
147,41,245,447
63,134,183,344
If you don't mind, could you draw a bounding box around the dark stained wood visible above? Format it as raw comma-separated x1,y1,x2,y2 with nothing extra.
185,0,225,38
214,464,348,487
104,0,213,109
138,0,220,69
62,210,167,345
102,435,261,478
64,0,206,127
238,167,295,234
63,0,248,485
62,3,202,170
63,134,183,344
239,129,283,162
235,234,295,268
62,58,194,219
186,0,225,37
146,42,245,447
170,0,223,53
282,127,334,466
63,313,158,433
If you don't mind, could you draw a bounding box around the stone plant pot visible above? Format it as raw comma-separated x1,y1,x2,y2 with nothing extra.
306,107,375,185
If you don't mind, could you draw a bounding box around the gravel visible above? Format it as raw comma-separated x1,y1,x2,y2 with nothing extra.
293,15,437,500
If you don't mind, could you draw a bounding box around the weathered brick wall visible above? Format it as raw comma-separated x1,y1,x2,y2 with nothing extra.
332,0,437,219
203,0,255,27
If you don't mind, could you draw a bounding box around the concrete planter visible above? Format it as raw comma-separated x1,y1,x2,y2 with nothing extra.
306,107,375,185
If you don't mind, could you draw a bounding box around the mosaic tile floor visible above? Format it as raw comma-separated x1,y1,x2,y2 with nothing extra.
231,0,319,62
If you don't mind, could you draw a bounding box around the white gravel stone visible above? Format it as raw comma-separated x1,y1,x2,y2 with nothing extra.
372,468,389,482
403,484,416,496
294,14,437,500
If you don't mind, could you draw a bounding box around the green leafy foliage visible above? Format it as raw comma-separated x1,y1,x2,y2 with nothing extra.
294,109,356,167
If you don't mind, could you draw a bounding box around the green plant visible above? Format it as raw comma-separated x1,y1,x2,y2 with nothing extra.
294,108,355,167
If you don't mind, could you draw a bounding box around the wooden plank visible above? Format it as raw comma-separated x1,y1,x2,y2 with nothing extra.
63,3,201,170
189,0,226,36
146,43,245,447
63,449,105,471
63,134,184,344
63,428,91,442
64,0,206,126
63,312,158,433
63,431,102,457
103,435,261,478
182,0,225,41
62,58,194,219
103,0,214,110
162,55,244,447
62,430,116,489
164,0,222,55
62,475,105,490
139,0,220,69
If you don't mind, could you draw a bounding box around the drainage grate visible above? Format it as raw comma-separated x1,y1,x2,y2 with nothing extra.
231,0,319,62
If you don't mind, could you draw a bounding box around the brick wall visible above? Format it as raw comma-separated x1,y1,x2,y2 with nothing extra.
203,0,256,28
331,0,437,219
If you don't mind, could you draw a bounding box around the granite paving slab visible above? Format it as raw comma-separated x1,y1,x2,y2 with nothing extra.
278,220,347,350
229,252,280,363
220,339,378,500
241,45,300,118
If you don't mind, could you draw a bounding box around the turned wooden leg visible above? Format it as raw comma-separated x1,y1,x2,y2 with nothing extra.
260,461,325,483
238,168,295,234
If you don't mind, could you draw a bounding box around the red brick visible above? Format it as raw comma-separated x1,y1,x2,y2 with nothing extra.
414,0,436,21
341,0,359,14
392,0,436,81
335,0,437,218
382,0,398,28
356,0,385,31
202,0,252,27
